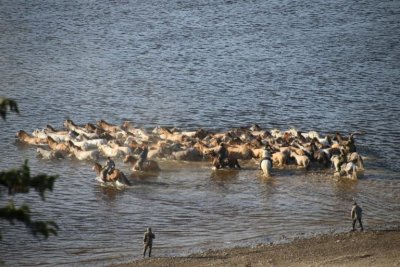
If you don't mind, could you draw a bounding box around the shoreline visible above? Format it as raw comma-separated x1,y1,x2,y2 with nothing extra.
111,226,400,267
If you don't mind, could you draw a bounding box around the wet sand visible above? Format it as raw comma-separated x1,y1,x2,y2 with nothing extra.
111,227,400,267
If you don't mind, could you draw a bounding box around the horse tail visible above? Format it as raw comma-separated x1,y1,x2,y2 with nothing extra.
235,159,241,169
119,172,132,186
305,157,311,169
261,159,271,176
358,155,365,170
351,164,358,180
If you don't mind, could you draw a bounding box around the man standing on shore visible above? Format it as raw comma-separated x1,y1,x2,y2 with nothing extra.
351,202,364,231
143,227,155,258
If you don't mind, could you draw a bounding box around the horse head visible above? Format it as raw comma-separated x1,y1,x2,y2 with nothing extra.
16,130,28,139
123,155,138,165
121,121,135,131
92,162,103,176
64,119,77,130
46,124,57,132
85,123,97,133
97,119,119,133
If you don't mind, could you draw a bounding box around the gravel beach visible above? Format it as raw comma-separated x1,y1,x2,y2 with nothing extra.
111,227,400,267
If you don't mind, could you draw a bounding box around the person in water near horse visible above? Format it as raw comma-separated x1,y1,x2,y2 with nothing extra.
217,142,229,168
351,202,363,232
137,144,148,170
260,143,273,169
103,156,115,180
143,227,155,258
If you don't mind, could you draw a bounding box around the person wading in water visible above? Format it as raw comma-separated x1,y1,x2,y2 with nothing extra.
102,156,115,181
260,143,273,169
137,144,148,171
217,142,228,168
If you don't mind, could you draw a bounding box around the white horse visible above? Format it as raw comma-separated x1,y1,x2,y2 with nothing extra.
347,152,364,170
69,138,106,150
340,162,359,180
331,155,342,172
260,158,272,176
107,141,132,155
331,155,361,180
64,119,99,139
32,129,49,139
97,143,126,158
69,146,100,161
33,128,70,141
36,148,65,160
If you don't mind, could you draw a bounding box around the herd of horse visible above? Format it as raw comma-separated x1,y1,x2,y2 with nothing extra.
15,119,365,186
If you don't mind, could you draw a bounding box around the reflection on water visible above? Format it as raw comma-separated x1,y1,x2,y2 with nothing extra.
210,169,240,181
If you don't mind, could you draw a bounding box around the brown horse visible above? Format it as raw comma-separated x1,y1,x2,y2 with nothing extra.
193,140,215,155
47,136,70,153
16,130,47,145
226,143,255,160
92,162,131,185
272,151,288,167
156,127,188,142
123,155,161,172
68,141,99,161
96,119,120,133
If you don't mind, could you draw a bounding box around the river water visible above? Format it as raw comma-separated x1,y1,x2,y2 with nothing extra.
1,0,400,266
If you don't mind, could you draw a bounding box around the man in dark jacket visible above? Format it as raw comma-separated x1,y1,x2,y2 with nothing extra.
351,202,363,231
137,144,148,171
143,227,155,258
102,157,115,180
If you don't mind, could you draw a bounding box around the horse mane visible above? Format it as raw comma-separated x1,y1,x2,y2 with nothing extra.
68,140,81,150
66,119,77,127
85,123,97,132
335,132,343,142
17,130,28,137
46,124,57,132
93,162,103,175
97,119,115,127
47,135,57,144
160,127,173,134
96,120,106,127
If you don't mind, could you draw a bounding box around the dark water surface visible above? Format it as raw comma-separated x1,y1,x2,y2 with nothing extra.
1,0,400,266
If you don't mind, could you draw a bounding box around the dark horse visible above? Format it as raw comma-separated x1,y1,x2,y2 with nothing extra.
207,150,241,170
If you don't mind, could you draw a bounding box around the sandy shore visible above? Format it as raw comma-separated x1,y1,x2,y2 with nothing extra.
111,227,400,267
